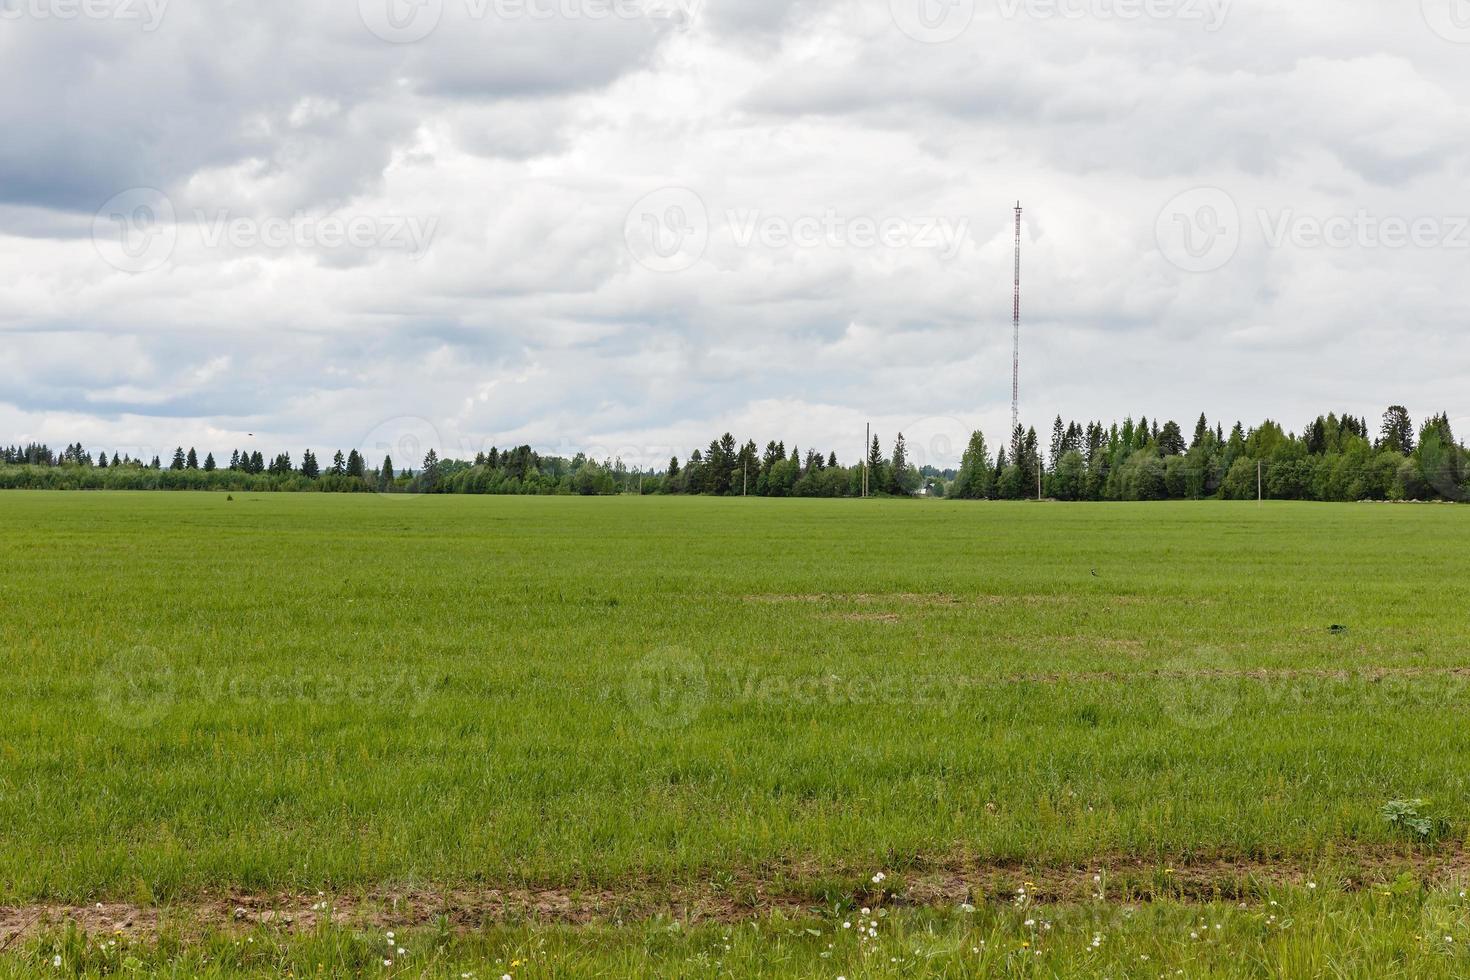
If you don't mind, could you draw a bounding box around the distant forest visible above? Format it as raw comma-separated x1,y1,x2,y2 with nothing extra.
2,405,1465,502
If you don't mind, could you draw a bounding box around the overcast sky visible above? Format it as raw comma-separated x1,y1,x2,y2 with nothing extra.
3,0,1468,470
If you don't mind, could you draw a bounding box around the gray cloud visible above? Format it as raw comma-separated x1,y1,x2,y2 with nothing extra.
2,0,1469,465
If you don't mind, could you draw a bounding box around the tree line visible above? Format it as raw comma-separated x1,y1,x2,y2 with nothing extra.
0,443,645,495
1,405,1465,501
946,406,1465,502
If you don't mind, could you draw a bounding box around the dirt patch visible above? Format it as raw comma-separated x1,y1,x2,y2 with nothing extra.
0,904,159,947
0,887,810,943
746,592,1169,609
6,848,1470,942
1053,635,1149,656
747,593,961,606
974,593,1078,606
990,664,1470,686
830,612,903,623
894,849,1470,906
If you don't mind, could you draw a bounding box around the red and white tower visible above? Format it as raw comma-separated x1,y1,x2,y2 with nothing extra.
1011,201,1022,437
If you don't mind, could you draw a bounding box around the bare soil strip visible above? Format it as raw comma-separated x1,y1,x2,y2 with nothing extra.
6,848,1470,942
1006,665,1470,685
745,592,1167,607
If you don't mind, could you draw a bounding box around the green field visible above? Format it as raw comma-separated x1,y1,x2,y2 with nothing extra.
4,492,1470,976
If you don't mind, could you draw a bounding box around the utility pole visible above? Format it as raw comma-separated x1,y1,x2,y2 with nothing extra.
743,460,747,497
863,422,869,498
1257,460,1262,506
1037,464,1042,502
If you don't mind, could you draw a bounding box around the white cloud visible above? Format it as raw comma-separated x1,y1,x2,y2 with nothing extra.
2,0,1469,462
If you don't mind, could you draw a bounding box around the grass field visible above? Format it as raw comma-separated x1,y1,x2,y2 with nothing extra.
4,492,1470,976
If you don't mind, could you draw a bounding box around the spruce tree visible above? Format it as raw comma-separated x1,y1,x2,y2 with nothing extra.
887,433,909,495
1380,405,1414,454
1158,420,1185,456
1023,427,1041,492
719,434,739,489
955,430,993,499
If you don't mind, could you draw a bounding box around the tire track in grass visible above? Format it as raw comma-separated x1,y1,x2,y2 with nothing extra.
7,847,1470,940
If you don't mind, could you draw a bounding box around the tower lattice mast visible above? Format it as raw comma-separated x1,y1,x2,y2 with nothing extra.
1011,201,1022,438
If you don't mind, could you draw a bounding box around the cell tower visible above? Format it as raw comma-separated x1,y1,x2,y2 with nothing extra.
1011,201,1022,437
